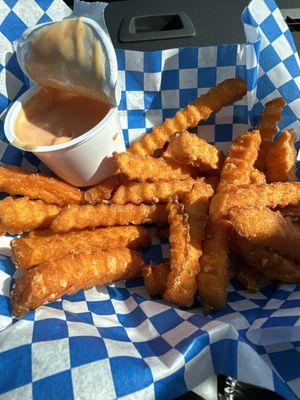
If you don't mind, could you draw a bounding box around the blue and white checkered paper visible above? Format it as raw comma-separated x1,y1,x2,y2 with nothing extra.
0,0,300,399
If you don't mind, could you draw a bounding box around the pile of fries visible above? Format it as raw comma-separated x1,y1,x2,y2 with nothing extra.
4,77,300,317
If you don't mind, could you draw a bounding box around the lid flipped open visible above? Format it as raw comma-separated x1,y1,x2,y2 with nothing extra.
16,16,119,105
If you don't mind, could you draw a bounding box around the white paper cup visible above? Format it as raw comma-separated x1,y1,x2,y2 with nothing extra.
4,85,126,187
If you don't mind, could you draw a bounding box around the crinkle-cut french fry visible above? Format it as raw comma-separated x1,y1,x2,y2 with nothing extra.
235,261,262,293
228,206,300,262
111,178,195,205
256,97,286,171
12,248,144,317
84,173,125,204
210,182,300,221
250,169,266,185
143,260,170,296
113,152,192,182
164,182,213,307
0,197,61,234
12,226,150,270
235,236,300,283
217,130,261,193
163,200,192,306
0,165,84,206
166,130,224,171
197,219,231,312
51,203,167,232
266,130,297,183
128,78,247,156
183,180,214,255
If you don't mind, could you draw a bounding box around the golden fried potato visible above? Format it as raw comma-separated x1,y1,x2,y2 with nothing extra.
0,197,61,234
0,165,84,206
210,182,300,221
143,260,170,296
228,206,300,262
129,77,247,156
12,226,151,270
166,130,224,172
197,219,232,312
256,97,286,171
112,178,195,205
114,152,192,182
266,130,297,182
51,203,167,232
12,248,144,317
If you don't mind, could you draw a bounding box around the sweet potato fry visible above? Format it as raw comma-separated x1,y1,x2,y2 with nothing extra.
210,182,300,221
114,152,192,182
164,182,213,306
235,261,262,293
166,130,224,171
12,248,144,317
128,77,247,156
235,236,300,283
12,226,150,270
266,130,297,182
111,178,195,205
143,260,170,296
0,197,61,234
250,169,266,185
0,165,84,206
51,203,167,232
256,97,286,171
229,206,300,262
197,219,232,312
217,130,261,193
84,173,125,204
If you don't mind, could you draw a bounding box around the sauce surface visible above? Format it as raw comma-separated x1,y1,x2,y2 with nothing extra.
14,88,110,148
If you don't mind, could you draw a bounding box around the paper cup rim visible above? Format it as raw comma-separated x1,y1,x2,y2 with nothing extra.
4,85,120,153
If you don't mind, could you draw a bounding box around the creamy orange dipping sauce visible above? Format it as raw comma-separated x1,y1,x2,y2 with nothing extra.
14,88,110,148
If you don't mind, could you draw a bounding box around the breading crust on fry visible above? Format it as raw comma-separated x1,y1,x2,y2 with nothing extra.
164,182,213,306
51,203,167,232
256,97,286,171
129,78,247,156
163,200,194,306
12,226,151,270
235,236,300,283
197,219,232,312
143,260,170,296
166,130,224,171
228,206,300,262
217,130,261,193
0,197,61,234
111,178,195,205
114,152,192,182
266,130,297,183
0,165,84,206
210,182,300,221
84,173,125,204
250,169,266,185
235,261,262,293
12,248,144,317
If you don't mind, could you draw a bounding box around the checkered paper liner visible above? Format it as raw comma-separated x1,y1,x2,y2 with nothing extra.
0,0,300,399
